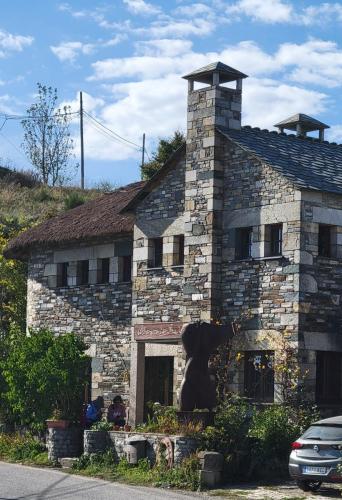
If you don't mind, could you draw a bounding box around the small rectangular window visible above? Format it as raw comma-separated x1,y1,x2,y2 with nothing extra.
318,224,332,257
316,351,342,404
151,238,163,267
78,260,89,285
122,255,132,282
235,227,252,260
99,258,110,284
57,262,68,287
244,350,274,402
269,224,283,256
174,235,185,266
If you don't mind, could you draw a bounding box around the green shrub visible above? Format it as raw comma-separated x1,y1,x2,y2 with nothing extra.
33,187,53,202
0,433,46,462
91,420,113,431
248,404,319,477
64,192,85,210
2,329,89,429
73,454,200,491
199,397,318,481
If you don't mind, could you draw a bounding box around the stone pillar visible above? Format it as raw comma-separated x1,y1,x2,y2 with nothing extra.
129,340,145,425
183,79,242,322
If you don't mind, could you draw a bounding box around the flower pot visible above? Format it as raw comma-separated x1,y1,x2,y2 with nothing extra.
46,419,70,430
114,425,120,431
124,424,131,432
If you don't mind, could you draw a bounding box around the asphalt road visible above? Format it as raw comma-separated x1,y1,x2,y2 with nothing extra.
0,462,203,500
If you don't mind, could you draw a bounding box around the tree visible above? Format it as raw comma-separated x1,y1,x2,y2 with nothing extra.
141,130,185,180
0,218,28,336
2,329,89,428
22,84,76,186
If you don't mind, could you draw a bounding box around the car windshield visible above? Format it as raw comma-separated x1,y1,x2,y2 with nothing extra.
302,425,342,441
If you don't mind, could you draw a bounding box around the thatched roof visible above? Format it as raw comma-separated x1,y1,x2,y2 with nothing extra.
4,181,145,260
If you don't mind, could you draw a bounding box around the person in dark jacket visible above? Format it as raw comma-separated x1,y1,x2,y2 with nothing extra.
107,395,126,427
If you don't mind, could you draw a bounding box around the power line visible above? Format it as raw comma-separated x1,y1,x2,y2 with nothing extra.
84,113,142,152
83,110,142,150
0,111,79,121
84,114,141,152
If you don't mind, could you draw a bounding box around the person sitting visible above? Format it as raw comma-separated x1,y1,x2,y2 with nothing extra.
85,396,103,427
107,395,126,427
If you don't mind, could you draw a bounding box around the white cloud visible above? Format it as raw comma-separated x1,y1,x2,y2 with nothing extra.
174,3,214,17
50,41,95,63
123,0,161,15
80,37,336,162
327,125,342,143
300,2,342,25
226,0,294,23
0,29,33,58
50,35,125,63
135,39,193,57
137,17,215,37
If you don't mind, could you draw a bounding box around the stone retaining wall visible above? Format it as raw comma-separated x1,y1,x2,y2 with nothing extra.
47,427,83,462
84,430,198,465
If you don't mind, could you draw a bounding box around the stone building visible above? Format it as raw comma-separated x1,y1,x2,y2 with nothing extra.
6,61,342,423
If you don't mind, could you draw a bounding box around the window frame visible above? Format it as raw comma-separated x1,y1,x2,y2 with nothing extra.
77,260,89,285
269,223,283,257
316,351,342,404
318,224,333,258
235,227,253,260
98,257,110,284
150,237,163,268
121,255,132,282
174,234,185,266
57,262,68,288
244,350,275,403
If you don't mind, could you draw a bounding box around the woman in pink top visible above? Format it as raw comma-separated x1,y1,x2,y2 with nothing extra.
107,395,126,426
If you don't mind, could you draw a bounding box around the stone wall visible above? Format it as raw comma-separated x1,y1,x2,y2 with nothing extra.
47,427,82,462
27,236,133,403
220,143,302,397
84,430,198,465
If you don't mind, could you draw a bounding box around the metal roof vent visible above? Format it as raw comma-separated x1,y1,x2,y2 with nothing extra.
274,113,329,141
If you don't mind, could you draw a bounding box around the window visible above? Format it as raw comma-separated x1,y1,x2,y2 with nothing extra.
316,351,342,404
150,238,163,267
235,227,252,260
244,350,274,402
174,235,185,266
121,255,132,282
318,224,333,257
266,223,283,256
57,262,68,287
77,260,89,285
98,258,110,284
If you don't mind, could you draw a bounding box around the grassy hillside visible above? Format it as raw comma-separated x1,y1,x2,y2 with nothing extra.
0,173,103,224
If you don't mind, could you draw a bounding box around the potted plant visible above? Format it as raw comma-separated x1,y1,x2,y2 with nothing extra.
46,408,70,430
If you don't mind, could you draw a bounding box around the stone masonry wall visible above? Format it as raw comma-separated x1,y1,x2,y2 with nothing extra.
27,236,133,403
133,157,189,329
221,142,302,397
47,427,82,462
84,430,198,465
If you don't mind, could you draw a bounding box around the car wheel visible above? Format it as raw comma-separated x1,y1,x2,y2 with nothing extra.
296,479,322,492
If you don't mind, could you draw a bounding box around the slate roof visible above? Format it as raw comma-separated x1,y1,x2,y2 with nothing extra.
220,126,342,195
4,181,146,260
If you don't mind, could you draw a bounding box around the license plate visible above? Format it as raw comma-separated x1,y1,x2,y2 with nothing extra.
302,466,327,475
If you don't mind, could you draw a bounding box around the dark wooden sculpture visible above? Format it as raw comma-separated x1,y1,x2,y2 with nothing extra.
179,321,234,411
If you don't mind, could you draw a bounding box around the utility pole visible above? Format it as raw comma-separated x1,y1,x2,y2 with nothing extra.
80,91,85,189
141,132,145,168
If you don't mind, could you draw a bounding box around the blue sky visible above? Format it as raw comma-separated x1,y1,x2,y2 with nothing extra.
1,0,342,187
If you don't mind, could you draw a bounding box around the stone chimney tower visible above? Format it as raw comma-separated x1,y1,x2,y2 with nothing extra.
182,62,248,322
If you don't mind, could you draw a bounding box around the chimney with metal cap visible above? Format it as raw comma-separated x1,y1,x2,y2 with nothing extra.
181,62,248,322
